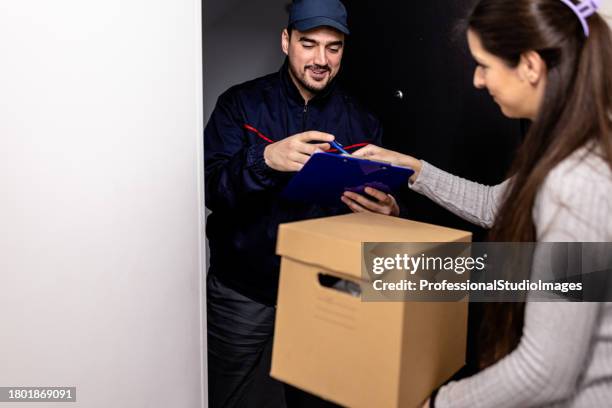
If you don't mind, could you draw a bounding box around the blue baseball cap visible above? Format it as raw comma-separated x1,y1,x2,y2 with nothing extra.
288,0,350,35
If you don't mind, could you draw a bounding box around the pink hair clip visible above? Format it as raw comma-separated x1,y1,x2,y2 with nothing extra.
558,0,601,37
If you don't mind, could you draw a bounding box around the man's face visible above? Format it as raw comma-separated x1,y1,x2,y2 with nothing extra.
281,26,345,100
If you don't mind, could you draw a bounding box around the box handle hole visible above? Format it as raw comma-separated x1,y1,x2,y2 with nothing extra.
317,273,362,298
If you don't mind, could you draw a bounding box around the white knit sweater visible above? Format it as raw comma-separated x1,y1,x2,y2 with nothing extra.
409,146,612,407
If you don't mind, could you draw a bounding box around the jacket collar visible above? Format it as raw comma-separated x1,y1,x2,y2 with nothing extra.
279,58,338,106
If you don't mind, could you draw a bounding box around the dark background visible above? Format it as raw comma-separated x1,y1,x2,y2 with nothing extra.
340,0,524,241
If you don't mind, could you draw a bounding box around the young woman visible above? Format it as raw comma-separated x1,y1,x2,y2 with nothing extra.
342,0,612,406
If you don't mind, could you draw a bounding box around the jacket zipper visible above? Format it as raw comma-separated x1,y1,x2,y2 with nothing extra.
302,102,308,131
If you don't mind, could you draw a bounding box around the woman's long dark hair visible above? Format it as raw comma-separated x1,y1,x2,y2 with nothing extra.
468,0,612,368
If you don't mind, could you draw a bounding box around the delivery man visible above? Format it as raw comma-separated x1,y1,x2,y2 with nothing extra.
204,0,397,406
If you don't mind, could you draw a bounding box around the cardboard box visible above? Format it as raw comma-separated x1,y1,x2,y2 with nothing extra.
271,213,471,408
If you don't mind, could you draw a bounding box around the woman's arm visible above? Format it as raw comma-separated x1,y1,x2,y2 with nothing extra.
435,301,601,408
409,161,509,228
352,145,509,228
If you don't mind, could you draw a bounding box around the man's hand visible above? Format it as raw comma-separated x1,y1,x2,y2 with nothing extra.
341,187,400,217
264,131,335,172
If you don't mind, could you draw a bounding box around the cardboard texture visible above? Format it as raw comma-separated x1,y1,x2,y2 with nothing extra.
271,213,471,408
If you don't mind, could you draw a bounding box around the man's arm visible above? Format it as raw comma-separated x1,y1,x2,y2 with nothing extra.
204,91,284,211
204,91,333,211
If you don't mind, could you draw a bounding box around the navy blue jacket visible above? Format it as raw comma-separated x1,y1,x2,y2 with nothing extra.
205,61,383,305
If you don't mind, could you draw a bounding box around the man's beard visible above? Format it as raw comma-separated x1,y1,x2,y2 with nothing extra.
289,63,332,95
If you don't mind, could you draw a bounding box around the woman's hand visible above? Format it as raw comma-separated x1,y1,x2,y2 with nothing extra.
352,145,422,183
341,187,400,217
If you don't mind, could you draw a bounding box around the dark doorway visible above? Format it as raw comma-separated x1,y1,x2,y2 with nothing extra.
341,0,524,241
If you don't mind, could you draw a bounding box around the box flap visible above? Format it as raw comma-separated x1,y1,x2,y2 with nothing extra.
276,213,471,279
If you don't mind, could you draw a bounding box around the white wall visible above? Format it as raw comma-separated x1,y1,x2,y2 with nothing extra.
0,1,205,407
602,0,612,25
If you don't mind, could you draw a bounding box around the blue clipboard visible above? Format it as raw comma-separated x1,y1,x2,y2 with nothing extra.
281,152,414,206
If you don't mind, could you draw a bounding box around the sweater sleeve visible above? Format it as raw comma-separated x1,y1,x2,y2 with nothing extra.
434,156,610,408
408,161,510,228
435,303,601,408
